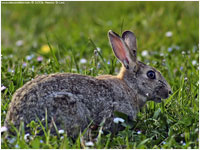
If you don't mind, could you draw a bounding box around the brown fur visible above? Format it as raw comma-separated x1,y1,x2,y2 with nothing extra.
5,30,171,138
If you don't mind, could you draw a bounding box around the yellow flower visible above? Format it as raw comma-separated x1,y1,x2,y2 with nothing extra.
40,44,50,54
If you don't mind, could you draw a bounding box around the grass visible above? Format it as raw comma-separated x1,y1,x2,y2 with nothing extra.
1,1,199,149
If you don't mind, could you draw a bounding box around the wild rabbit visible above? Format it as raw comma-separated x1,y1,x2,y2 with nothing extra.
5,30,171,138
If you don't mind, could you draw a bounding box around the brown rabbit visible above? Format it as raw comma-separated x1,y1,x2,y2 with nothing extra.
4,30,172,138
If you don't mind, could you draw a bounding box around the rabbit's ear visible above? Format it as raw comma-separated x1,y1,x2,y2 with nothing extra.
122,31,137,62
108,30,136,69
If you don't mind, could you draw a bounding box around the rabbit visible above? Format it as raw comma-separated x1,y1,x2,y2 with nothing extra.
4,30,172,139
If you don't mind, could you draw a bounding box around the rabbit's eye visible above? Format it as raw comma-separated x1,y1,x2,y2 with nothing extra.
147,70,156,79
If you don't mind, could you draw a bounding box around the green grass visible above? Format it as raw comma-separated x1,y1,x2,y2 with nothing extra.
1,1,199,149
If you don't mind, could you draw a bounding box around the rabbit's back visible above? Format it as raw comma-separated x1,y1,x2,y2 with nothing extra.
5,73,137,137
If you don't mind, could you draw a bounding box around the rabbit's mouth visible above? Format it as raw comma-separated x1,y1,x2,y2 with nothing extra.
154,97,162,103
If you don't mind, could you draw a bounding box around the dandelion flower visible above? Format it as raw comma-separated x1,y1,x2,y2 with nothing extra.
41,44,50,54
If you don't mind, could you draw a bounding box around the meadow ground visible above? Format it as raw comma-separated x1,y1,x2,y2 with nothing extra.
1,1,199,149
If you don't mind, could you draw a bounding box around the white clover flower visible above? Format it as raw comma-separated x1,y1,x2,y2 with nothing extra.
26,55,34,61
113,117,125,124
165,31,173,37
60,136,64,140
8,137,16,144
16,40,24,46
15,144,19,148
181,51,185,55
72,68,77,72
192,60,197,66
37,56,43,62
1,126,7,132
94,47,101,55
96,47,101,52
31,66,35,71
97,62,101,69
193,46,198,53
137,131,141,134
80,58,87,64
141,50,148,57
175,46,180,50
1,86,6,91
40,140,44,143
85,141,94,147
9,54,13,58
99,130,103,134
24,133,30,141
168,47,173,52
160,53,164,56
58,129,64,134
162,141,166,144
8,68,15,73
94,50,98,56
22,62,27,67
